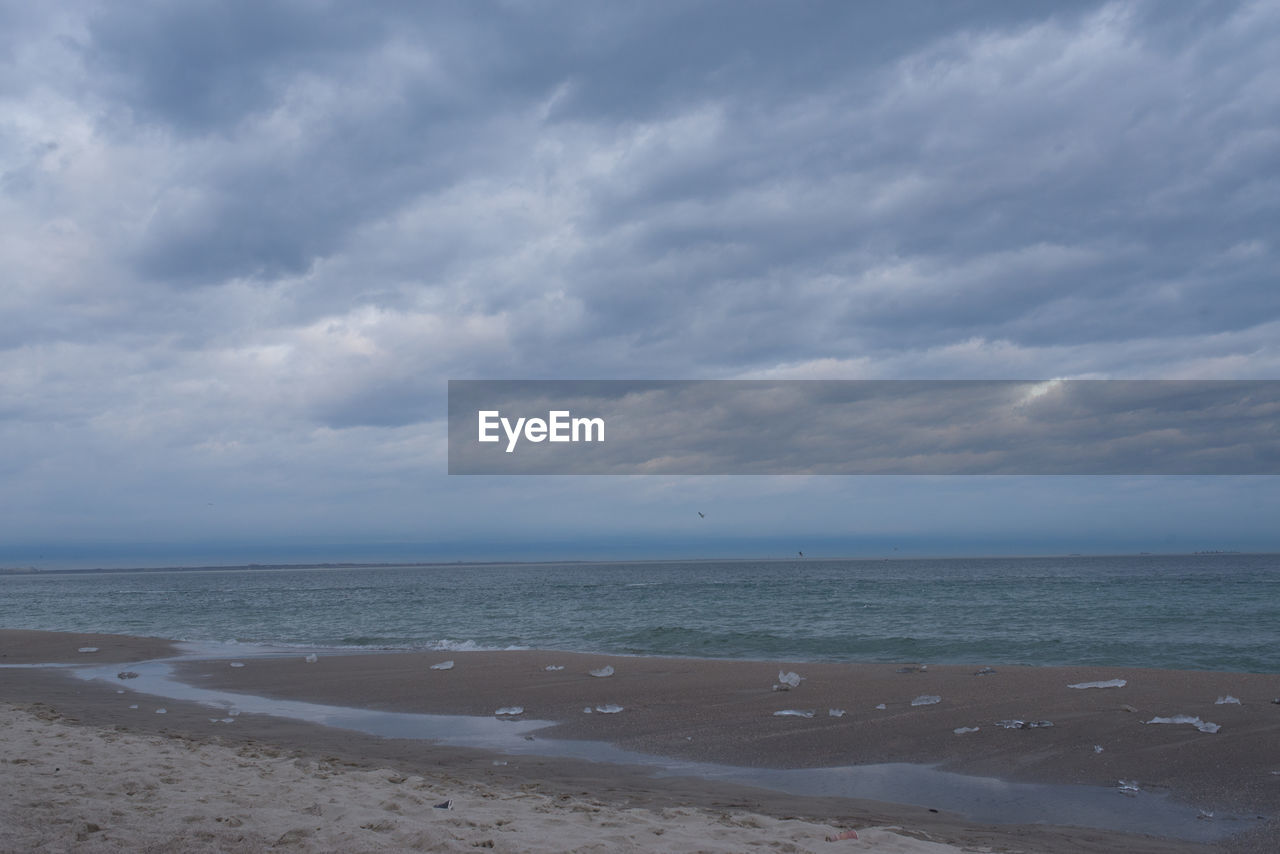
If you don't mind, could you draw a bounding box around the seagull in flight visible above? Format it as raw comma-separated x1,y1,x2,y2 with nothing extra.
697,511,705,518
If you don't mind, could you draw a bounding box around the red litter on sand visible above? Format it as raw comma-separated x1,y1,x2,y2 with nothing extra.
825,828,859,841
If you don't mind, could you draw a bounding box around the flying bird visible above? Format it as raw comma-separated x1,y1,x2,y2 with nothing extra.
798,550,804,558
697,511,705,518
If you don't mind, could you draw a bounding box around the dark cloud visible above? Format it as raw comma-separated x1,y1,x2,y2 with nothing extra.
2,1,1278,553
83,0,385,133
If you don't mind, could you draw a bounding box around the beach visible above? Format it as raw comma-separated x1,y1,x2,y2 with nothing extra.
2,630,1277,852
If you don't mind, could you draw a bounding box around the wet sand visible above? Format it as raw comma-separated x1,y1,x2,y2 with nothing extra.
2,630,1278,852
0,629,178,665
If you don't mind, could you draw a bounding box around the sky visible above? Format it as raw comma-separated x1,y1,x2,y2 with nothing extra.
2,0,1278,567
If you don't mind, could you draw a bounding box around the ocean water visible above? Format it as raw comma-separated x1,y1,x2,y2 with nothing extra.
2,554,1276,672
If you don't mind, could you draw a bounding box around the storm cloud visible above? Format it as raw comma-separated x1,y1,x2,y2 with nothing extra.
2,1,1278,562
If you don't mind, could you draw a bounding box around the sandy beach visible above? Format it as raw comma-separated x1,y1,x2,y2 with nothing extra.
2,630,1277,852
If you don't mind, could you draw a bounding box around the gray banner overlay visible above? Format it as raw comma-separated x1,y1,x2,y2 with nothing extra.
447,380,1280,475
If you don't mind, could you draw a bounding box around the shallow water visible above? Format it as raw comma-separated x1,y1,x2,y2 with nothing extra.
57,647,1260,843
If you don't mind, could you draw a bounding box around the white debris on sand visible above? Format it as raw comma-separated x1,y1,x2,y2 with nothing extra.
229,662,245,668
828,708,846,718
953,726,979,735
429,660,454,670
777,671,804,689
1145,714,1220,733
1068,679,1126,689
1215,695,1241,705
595,704,624,714
78,647,99,653
995,720,1054,729
773,709,815,718
911,695,941,706
544,665,564,671
589,665,615,678
494,706,524,716
304,653,318,663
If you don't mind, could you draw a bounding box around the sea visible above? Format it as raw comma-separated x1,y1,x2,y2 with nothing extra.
2,554,1276,673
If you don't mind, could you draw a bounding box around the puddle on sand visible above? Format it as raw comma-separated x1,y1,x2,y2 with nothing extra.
67,653,1258,844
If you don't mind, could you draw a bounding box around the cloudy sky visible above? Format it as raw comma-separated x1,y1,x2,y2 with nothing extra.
3,0,1278,567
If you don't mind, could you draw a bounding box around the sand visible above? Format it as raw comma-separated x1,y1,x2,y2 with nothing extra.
2,630,1277,853
0,629,177,665
0,702,962,853
178,649,1280,800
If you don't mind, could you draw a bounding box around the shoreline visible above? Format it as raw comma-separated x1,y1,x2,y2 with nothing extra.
2,629,1278,852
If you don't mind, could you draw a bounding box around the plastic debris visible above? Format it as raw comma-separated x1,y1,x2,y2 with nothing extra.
230,662,245,668
433,800,452,810
304,653,318,664
78,647,99,653
1120,703,1138,713
1094,745,1104,753
595,704,624,714
589,665,614,678
1118,780,1140,795
1215,695,1241,705
825,829,859,841
155,708,167,714
773,709,815,718
429,660,454,671
778,671,803,688
544,665,564,671
209,717,235,724
1068,679,1126,689
828,708,846,718
494,706,524,716
1197,810,1214,821
995,719,1053,729
128,704,138,710
911,695,942,706
117,671,139,680
953,726,979,735
1145,715,1220,733
875,703,887,710
583,707,592,713
973,667,996,676
492,760,507,766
